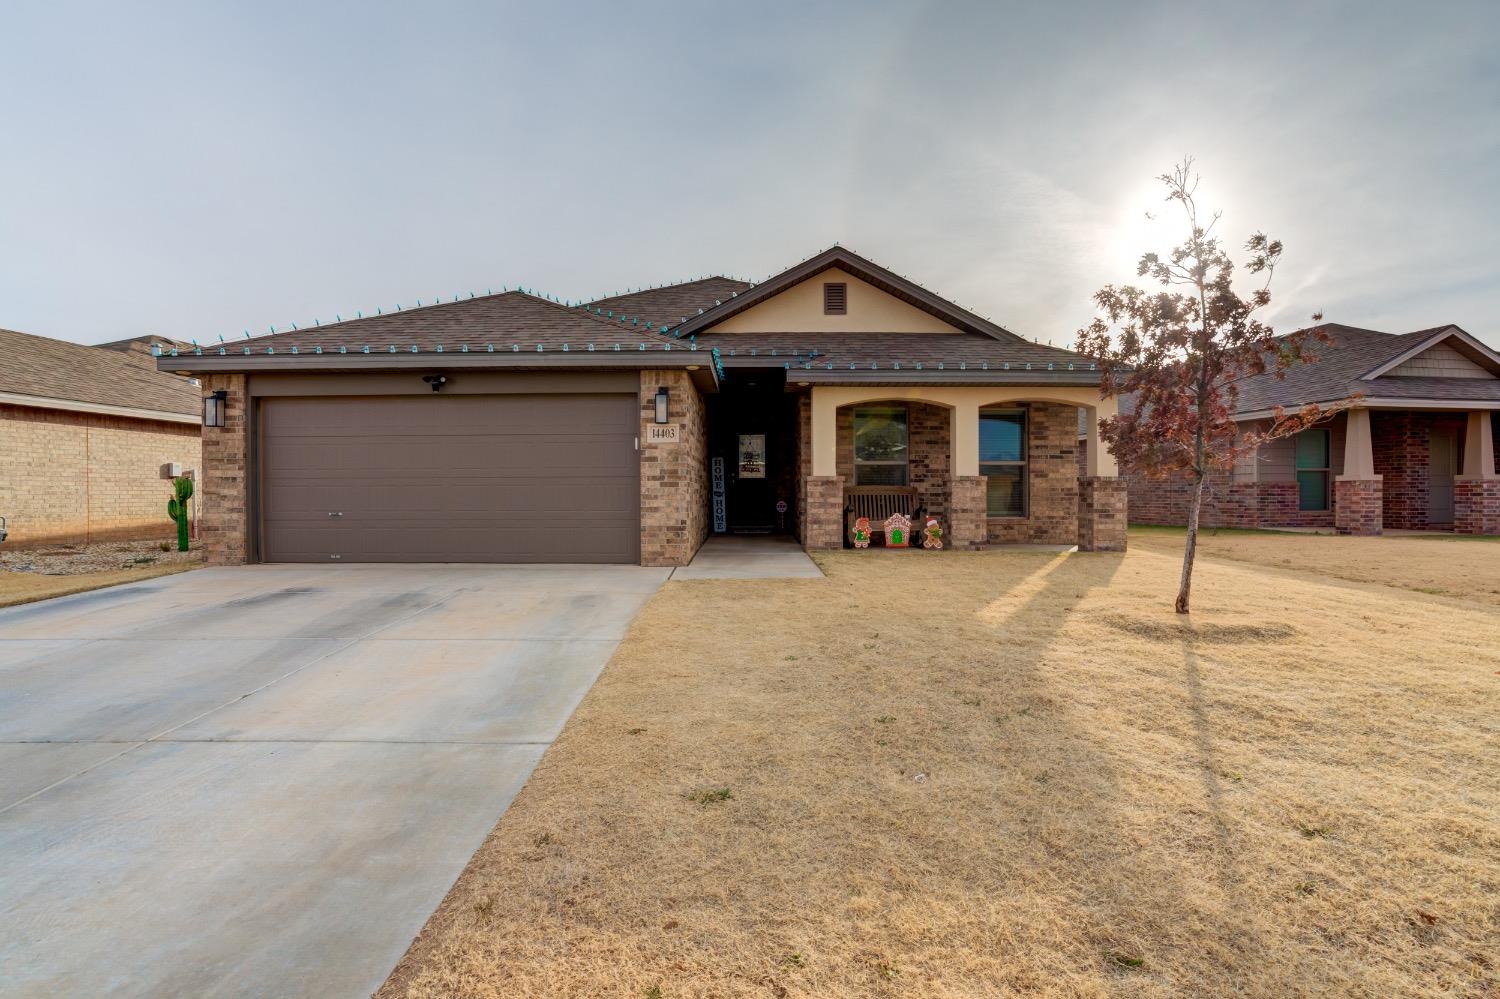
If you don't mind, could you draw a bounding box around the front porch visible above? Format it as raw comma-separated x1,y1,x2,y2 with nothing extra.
790,385,1125,552
1335,408,1500,536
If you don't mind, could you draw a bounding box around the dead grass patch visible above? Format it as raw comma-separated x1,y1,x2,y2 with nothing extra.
0,561,199,608
1132,527,1500,606
382,541,1500,999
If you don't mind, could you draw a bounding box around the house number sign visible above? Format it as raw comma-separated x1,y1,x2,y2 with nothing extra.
647,424,680,443
711,457,727,533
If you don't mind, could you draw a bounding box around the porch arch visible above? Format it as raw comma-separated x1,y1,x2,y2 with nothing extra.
809,385,1116,478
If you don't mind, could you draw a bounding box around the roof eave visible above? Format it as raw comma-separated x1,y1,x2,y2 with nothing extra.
781,370,1103,387
157,351,722,390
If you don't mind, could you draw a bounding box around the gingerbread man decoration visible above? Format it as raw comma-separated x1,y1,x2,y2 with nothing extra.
923,517,943,550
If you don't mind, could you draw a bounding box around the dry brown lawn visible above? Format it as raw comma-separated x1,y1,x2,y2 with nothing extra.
382,535,1500,999
0,560,199,608
1133,526,1500,607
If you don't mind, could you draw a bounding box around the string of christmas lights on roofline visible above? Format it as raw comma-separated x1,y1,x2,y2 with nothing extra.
162,244,1058,355
152,337,1094,376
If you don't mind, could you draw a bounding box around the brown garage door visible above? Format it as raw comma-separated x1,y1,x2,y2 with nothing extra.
259,394,639,563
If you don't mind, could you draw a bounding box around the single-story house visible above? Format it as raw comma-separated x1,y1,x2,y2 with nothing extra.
1126,323,1500,535
1,328,202,546
158,246,1126,566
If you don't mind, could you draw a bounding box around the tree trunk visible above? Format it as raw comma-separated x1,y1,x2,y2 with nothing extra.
1176,471,1205,613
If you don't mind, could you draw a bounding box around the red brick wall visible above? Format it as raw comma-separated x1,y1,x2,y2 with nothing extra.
1455,479,1500,536
0,403,201,548
1373,411,1467,529
640,369,709,566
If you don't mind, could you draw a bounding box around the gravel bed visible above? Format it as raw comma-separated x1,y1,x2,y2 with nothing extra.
0,538,204,575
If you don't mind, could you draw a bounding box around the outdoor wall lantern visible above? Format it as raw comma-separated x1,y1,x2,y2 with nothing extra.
203,389,228,428
654,386,670,424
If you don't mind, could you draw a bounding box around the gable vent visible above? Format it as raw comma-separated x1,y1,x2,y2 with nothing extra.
823,282,847,315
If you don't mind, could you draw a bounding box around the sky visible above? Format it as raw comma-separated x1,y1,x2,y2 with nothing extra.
3,0,1497,350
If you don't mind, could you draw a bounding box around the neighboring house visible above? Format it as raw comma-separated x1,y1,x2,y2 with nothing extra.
0,328,202,547
159,246,1126,567
1126,323,1500,535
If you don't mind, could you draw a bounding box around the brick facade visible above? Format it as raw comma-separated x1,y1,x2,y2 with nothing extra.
1128,410,1495,534
1454,479,1500,536
0,402,201,548
987,402,1079,544
639,369,709,567
1334,477,1383,536
199,373,250,564
1128,471,1331,530
1077,476,1128,551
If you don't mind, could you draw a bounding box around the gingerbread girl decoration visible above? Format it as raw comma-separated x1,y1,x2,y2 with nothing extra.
922,517,943,550
852,515,872,549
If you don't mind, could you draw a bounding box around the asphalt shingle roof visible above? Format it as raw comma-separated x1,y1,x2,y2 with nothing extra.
587,278,754,327
705,332,1094,372
207,291,677,353
1,328,198,417
1231,323,1500,413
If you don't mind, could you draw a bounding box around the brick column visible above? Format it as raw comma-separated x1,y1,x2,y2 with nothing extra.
1334,477,1382,536
201,373,249,565
1454,480,1500,535
803,475,844,549
949,475,988,550
1455,411,1499,536
1078,476,1127,551
639,370,708,567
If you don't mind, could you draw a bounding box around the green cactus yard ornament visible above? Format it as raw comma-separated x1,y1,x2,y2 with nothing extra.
167,476,194,552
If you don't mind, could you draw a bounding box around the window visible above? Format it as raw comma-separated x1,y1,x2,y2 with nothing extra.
852,406,907,485
823,282,847,315
1295,429,1331,511
980,408,1027,516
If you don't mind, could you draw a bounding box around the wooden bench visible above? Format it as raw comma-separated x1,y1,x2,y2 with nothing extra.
845,486,921,545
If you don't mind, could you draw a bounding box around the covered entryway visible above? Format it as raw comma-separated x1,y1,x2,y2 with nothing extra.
259,394,639,562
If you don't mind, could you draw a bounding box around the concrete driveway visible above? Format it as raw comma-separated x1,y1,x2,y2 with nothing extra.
0,563,668,998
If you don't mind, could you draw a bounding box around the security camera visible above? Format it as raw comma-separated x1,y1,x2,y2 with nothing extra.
422,375,448,392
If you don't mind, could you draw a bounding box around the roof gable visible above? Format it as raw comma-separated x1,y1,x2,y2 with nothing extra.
702,266,963,335
1230,323,1500,416
671,246,1022,342
1359,325,1500,381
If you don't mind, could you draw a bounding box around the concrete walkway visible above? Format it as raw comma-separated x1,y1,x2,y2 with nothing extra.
0,563,667,998
669,535,824,580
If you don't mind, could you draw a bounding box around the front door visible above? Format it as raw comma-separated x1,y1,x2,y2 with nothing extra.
730,430,775,532
1429,429,1457,525
707,377,796,534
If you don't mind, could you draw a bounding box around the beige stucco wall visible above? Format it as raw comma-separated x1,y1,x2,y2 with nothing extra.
709,267,962,334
